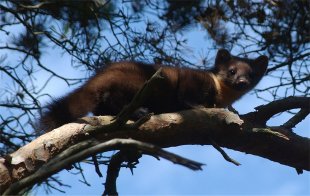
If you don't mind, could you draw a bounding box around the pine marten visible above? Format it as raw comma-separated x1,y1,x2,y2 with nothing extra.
39,49,268,131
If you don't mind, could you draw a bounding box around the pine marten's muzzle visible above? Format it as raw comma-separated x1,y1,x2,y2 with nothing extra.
235,76,250,90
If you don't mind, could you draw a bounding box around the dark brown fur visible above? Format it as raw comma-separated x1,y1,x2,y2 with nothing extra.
39,49,268,131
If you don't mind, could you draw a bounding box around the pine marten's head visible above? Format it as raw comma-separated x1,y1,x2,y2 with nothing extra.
212,49,268,92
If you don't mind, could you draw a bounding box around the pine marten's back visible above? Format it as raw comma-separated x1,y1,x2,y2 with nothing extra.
39,49,268,132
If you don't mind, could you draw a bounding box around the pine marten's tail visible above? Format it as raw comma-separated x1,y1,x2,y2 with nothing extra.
38,87,97,132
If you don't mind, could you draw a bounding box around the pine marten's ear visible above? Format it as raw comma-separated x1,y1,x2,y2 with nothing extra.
215,49,231,65
253,55,268,76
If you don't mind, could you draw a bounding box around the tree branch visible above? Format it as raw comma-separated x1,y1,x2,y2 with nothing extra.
103,151,123,196
2,138,203,195
209,138,241,166
0,99,309,194
283,109,309,129
113,67,163,126
243,96,310,124
103,150,142,196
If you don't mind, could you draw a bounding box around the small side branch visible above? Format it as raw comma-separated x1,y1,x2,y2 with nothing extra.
19,2,50,9
84,68,163,135
142,145,204,171
113,68,163,126
92,155,103,177
283,108,309,129
209,138,241,166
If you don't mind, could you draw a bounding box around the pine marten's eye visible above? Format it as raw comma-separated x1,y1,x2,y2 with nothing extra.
229,68,236,75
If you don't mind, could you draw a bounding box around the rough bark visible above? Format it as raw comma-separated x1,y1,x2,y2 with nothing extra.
1,107,309,194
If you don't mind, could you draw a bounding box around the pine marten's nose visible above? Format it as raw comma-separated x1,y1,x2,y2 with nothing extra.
236,77,250,90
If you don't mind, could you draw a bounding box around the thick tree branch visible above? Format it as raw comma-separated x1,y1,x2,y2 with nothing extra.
1,104,308,194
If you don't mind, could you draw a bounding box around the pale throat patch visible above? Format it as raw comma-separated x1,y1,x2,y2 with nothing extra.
210,73,221,92
210,73,244,107
210,73,222,107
